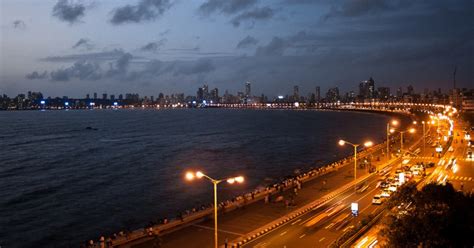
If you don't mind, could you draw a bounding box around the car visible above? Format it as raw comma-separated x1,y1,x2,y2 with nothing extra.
448,146,454,152
388,184,398,192
372,195,383,205
380,181,389,188
380,190,391,198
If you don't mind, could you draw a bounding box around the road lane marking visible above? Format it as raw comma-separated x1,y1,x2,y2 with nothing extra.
192,224,243,236
291,219,302,225
325,222,335,229
279,231,287,236
299,234,306,239
319,237,326,242
343,225,354,232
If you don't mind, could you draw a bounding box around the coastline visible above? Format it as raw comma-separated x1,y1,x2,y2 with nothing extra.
82,108,414,247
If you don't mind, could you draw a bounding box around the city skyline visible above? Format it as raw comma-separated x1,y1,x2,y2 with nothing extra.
1,0,472,98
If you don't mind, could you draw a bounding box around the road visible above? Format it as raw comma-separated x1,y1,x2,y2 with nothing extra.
241,133,430,248
352,115,472,248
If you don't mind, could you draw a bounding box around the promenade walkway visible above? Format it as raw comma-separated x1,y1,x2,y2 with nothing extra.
113,142,396,248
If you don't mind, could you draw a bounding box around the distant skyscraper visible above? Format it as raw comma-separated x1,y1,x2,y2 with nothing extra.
102,93,107,100
118,94,123,100
86,94,90,99
326,87,339,102
358,77,375,99
293,85,299,100
197,87,204,103
110,95,115,101
245,82,251,98
396,87,403,98
211,88,219,103
367,77,375,98
93,93,97,99
378,87,390,100
407,85,414,95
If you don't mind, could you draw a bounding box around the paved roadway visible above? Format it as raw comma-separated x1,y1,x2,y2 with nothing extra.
242,141,430,248
352,116,472,248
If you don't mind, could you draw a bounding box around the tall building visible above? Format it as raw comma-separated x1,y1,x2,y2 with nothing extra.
86,94,90,99
367,77,375,98
245,82,251,98
378,87,390,100
293,85,299,100
93,92,97,99
407,85,414,95
197,87,204,103
315,86,321,102
110,95,115,101
210,88,219,103
326,87,339,102
359,77,376,99
396,87,403,98
102,93,107,100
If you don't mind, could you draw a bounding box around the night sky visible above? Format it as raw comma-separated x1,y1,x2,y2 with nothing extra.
1,0,472,98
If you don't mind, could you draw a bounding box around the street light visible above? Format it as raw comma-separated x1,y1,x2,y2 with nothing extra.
338,139,373,189
185,170,244,248
390,128,416,156
386,120,399,159
421,121,426,152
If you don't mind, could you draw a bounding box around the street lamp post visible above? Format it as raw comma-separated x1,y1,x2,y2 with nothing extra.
390,128,416,159
339,139,373,189
185,171,244,248
386,120,399,160
422,121,426,152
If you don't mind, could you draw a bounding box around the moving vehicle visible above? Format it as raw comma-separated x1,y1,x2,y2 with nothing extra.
304,203,346,228
380,190,391,198
372,195,383,205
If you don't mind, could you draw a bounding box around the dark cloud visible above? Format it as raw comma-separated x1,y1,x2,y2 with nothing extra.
236,35,259,49
255,37,288,56
50,61,102,81
52,0,86,24
46,52,134,82
159,29,171,36
199,0,258,15
41,49,127,62
110,0,172,25
173,58,216,76
13,20,26,29
26,71,48,80
231,7,274,27
104,52,133,78
72,38,94,50
167,46,200,52
140,38,167,52
323,0,412,20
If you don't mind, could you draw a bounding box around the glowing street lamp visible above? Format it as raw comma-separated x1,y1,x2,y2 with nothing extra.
338,139,373,189
185,170,244,248
386,120,399,159
390,128,416,157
